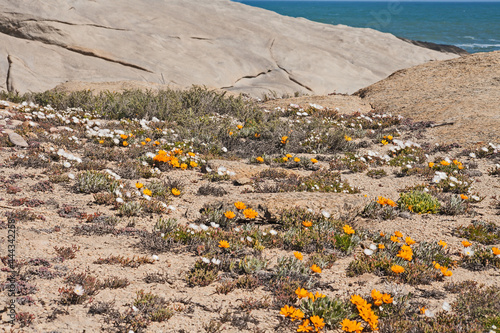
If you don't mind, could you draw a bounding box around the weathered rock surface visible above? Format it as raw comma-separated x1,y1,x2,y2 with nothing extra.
7,130,28,147
0,0,457,97
355,51,500,144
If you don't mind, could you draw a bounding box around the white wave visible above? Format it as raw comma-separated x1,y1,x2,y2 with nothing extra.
456,43,500,48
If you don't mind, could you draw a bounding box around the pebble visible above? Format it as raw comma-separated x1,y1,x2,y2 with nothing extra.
7,131,28,147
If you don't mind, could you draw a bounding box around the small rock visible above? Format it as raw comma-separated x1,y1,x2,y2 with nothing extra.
399,211,412,219
0,120,6,126
8,132,29,147
6,119,23,129
49,127,59,133
464,170,482,177
233,177,252,185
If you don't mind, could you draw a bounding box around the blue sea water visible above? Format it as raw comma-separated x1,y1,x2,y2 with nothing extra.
236,1,500,54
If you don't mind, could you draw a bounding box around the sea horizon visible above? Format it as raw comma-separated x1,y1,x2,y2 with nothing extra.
236,1,500,53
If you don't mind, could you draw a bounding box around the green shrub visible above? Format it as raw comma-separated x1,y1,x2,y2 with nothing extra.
398,190,440,214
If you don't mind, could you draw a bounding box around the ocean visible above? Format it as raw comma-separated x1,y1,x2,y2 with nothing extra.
236,1,500,54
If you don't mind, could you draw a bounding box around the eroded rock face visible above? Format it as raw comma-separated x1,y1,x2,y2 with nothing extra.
0,0,457,97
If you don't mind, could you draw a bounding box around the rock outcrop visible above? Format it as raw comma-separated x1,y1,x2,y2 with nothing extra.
1,0,458,97
355,51,500,143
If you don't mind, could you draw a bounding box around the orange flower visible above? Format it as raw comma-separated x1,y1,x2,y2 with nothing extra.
397,245,413,261
382,294,393,304
171,188,180,196
218,240,230,248
440,160,450,166
350,295,368,307
286,154,293,158
420,306,427,314
394,231,403,238
280,305,295,317
492,247,500,255
234,201,246,210
143,188,152,196
378,244,385,249
290,308,305,321
371,289,383,301
343,225,355,235
135,182,144,189
295,287,309,299
122,141,129,146
243,208,258,219
188,152,195,157
386,199,397,207
190,161,198,168
391,265,405,274
282,156,288,162
229,131,233,136
460,194,468,200
294,157,300,162
297,319,314,332
462,240,472,247
99,140,104,144
180,163,188,170
390,236,400,243
438,240,447,249
281,136,289,144
120,134,128,140
311,158,318,164
302,221,313,227
380,231,385,237
256,156,264,163
345,135,352,141
428,162,434,168
145,138,152,142
224,211,236,219
341,318,363,333
254,133,260,138
294,251,303,261
141,141,146,145
310,315,325,330
237,124,243,130
310,264,322,274
154,140,160,145
387,135,393,140
405,237,416,245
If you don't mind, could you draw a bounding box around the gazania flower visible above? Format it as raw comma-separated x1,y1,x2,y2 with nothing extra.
440,160,450,166
234,201,246,210
295,287,309,299
294,251,303,260
188,152,195,157
460,194,468,200
256,156,264,163
281,136,289,144
311,158,318,164
190,161,198,168
394,231,403,238
286,154,293,158
302,220,313,227
154,140,160,145
141,141,146,145
345,135,352,141
310,264,322,274
380,231,385,237
218,240,230,248
492,247,500,256
405,236,416,245
229,131,233,136
381,139,388,145
441,268,453,277
290,308,305,321
180,163,188,170
343,225,355,235
391,265,405,274
280,305,295,317
297,319,314,332
420,306,427,314
428,162,435,168
171,188,180,196
145,138,152,142
136,182,144,189
120,134,128,140
390,236,400,243
387,135,393,140
350,295,367,307
99,140,104,144
341,318,363,333
254,133,260,138
294,157,300,162
310,315,325,330
382,293,393,304
438,240,447,249
462,240,472,247
282,156,288,162
378,244,385,249
237,124,243,130
143,188,152,196
243,208,258,219
122,141,129,146
224,211,236,219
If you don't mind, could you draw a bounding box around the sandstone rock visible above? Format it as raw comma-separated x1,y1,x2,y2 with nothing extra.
6,119,23,129
0,0,457,98
234,177,253,186
7,131,28,147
